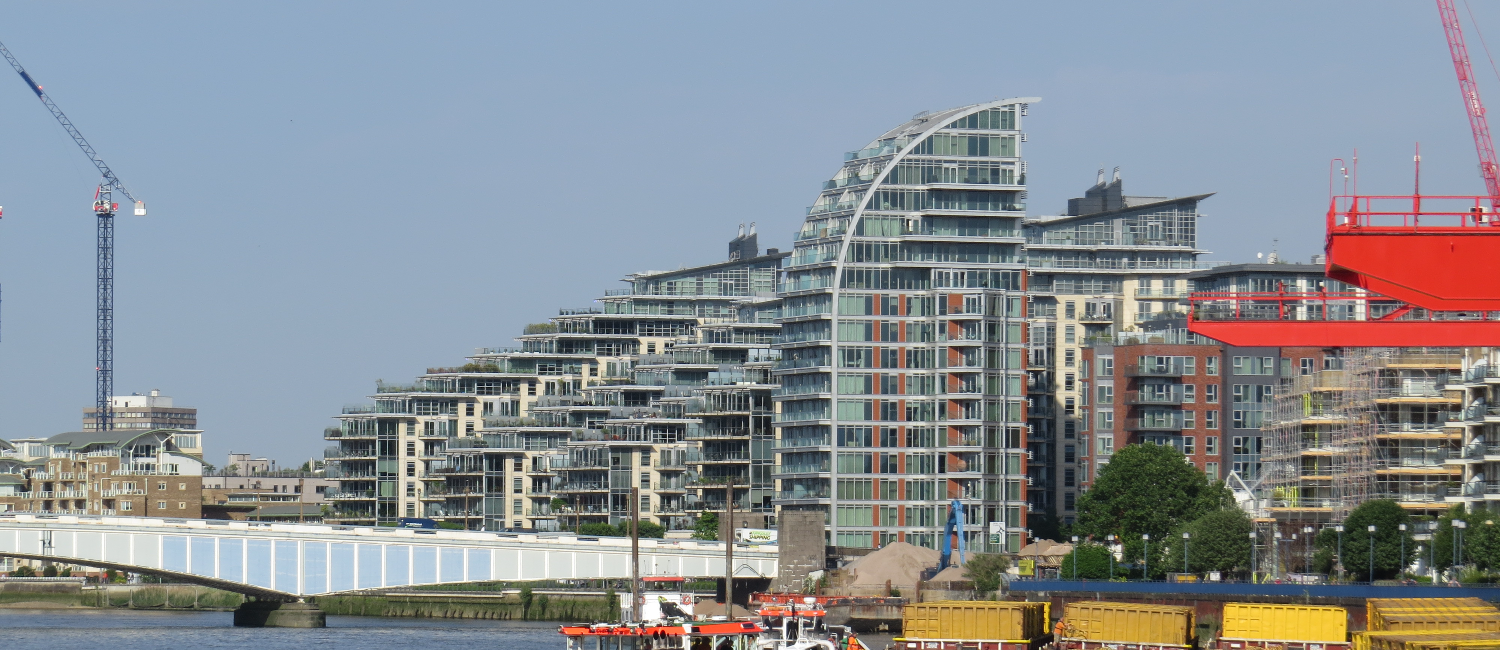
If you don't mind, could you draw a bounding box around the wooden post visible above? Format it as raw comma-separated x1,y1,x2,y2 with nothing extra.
725,477,734,619
630,485,640,623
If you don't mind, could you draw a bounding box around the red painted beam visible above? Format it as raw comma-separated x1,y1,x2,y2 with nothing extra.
1187,319,1500,347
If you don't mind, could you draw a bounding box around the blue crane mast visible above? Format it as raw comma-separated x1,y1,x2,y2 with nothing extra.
0,40,145,431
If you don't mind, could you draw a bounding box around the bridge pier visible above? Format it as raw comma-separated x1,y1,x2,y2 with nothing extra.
233,600,326,628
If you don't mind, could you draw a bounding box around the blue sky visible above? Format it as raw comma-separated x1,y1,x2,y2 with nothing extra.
0,1,1491,463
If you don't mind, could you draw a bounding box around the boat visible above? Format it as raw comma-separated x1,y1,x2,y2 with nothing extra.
753,597,867,650
561,620,768,650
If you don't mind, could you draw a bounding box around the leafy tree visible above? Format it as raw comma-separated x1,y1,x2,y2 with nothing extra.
692,513,719,541
1331,499,1417,581
634,521,666,539
11,565,35,577
57,567,71,578
551,498,569,512
1059,543,1114,579
963,554,1010,592
579,523,618,536
519,583,534,617
224,464,240,476
1073,443,1235,577
41,565,57,577
1467,516,1500,572
1162,509,1254,575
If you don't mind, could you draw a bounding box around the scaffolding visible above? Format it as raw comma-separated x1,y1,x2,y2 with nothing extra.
1264,348,1462,527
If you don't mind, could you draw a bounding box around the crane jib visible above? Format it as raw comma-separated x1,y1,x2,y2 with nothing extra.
16,69,41,98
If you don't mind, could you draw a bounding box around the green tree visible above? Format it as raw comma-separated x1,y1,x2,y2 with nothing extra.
41,565,57,577
692,512,719,541
634,521,666,539
579,523,618,536
551,498,569,512
1162,509,1254,575
1467,516,1500,571
1073,443,1235,577
10,565,35,577
1337,499,1417,581
519,583,534,618
963,554,1010,592
1059,543,1115,580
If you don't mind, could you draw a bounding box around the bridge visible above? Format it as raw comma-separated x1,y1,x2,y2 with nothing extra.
0,514,778,625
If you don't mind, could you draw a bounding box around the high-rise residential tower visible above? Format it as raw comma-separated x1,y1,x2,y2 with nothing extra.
774,99,1035,553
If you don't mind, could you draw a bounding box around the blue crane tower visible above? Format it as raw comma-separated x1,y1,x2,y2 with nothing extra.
0,40,145,430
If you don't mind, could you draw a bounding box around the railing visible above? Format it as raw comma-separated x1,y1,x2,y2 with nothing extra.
325,490,375,500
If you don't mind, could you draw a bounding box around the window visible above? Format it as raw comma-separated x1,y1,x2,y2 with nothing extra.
1182,384,1196,403
1206,357,1219,376
1064,325,1076,344
513,499,523,515
1206,436,1219,455
405,503,417,517
1097,385,1113,404
406,441,416,456
465,402,475,417
1183,410,1196,430
1096,411,1114,431
1205,384,1219,403
1325,355,1344,370
121,501,133,511
1205,462,1220,477
640,472,651,490
1064,492,1076,511
1064,373,1075,391
158,482,166,491
1097,435,1114,455
157,501,167,510
1064,468,1076,487
178,483,186,491
1206,410,1220,430
1064,397,1076,416
178,502,186,510
1300,357,1315,375
1099,357,1114,377
514,458,523,472
1183,436,1196,455
1064,445,1076,463
406,482,416,497
1064,348,1076,368
406,462,416,477
406,422,415,436
1065,302,1076,319
512,477,523,494
1232,356,1276,375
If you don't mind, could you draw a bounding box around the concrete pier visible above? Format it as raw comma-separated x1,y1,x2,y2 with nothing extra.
233,600,326,628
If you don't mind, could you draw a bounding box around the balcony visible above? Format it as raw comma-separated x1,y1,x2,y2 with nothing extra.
326,490,375,500
1123,363,1186,378
1124,391,1184,406
686,451,750,464
555,482,610,493
1124,417,1184,432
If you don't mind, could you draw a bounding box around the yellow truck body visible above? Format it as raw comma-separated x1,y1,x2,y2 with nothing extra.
902,601,1048,641
1062,601,1195,646
1221,603,1348,643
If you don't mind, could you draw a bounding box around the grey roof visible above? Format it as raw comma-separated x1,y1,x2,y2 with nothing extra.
1026,193,1216,227
0,439,12,451
1184,263,1326,281
628,251,790,282
0,475,24,485
42,428,192,450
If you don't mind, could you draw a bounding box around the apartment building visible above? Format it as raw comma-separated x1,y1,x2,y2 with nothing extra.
0,429,205,517
324,234,787,530
1448,349,1500,507
1023,171,1215,523
774,99,1033,553
83,390,199,443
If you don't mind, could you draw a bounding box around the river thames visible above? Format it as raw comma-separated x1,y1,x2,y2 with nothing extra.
0,608,560,649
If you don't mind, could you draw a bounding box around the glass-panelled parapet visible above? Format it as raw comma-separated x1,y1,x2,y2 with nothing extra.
774,99,1037,554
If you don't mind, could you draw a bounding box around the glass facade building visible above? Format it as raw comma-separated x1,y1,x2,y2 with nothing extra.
774,99,1036,552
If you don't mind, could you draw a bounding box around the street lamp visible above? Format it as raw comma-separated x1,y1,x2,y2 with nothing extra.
1183,532,1192,575
1071,535,1080,580
1303,526,1314,575
1368,524,1377,583
1454,520,1468,572
1274,530,1284,579
1143,533,1150,580
1249,530,1259,583
1335,525,1345,582
1107,534,1116,580
1398,523,1407,579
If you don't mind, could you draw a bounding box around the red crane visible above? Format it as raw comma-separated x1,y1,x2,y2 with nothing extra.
1438,0,1500,207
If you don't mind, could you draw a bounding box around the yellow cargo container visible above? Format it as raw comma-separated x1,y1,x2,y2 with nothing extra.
1354,631,1500,650
1220,603,1347,643
1367,600,1500,632
1367,632,1500,650
1062,601,1196,646
902,601,1048,641
1374,614,1500,633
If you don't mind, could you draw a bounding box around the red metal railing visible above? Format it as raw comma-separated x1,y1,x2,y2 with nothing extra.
1328,195,1498,230
1187,290,1500,346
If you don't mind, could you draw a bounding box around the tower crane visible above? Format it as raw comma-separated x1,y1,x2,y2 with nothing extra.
1438,0,1500,207
0,40,145,431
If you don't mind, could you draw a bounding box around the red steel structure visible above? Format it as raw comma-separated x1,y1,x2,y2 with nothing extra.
1188,2,1500,347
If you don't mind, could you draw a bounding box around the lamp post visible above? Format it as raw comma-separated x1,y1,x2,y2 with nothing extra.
1335,525,1345,582
1250,530,1259,583
1071,535,1080,581
1273,530,1283,580
1143,533,1150,580
1454,520,1468,574
1303,526,1314,575
1107,534,1116,580
1183,532,1192,575
1368,524,1377,583
1398,523,1407,579
1429,521,1439,583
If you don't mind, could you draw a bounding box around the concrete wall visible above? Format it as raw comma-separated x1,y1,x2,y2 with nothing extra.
775,510,825,591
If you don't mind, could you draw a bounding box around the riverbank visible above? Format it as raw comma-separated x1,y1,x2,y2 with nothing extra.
313,591,615,621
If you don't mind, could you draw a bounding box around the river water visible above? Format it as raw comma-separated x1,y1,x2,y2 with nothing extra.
0,608,562,650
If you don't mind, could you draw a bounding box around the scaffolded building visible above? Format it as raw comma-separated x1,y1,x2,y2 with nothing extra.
1262,348,1462,525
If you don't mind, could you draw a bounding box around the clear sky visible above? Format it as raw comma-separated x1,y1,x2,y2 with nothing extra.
0,1,1492,464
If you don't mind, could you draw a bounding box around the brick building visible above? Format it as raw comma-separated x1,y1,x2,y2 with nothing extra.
0,429,206,518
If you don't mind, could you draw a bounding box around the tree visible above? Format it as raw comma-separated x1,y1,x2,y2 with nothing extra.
1059,543,1114,580
1467,516,1500,572
224,464,240,476
634,521,666,539
519,583,534,618
692,512,719,541
10,565,35,577
963,554,1010,593
1073,443,1235,577
579,523,618,536
1162,509,1254,575
41,565,57,577
1338,499,1416,581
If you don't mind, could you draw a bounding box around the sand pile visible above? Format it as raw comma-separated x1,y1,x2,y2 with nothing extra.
841,542,941,590
928,566,968,583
